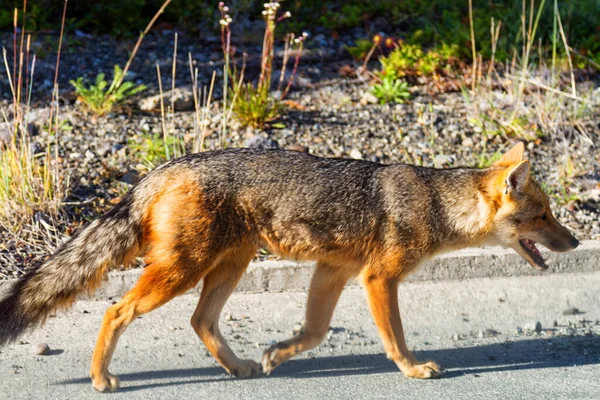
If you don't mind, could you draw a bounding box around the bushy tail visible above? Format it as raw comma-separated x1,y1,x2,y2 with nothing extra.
0,193,145,346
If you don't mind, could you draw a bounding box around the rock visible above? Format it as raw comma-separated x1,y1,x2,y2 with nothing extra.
461,137,474,147
433,154,454,167
516,327,523,334
350,148,363,159
286,144,307,153
121,171,140,185
360,91,378,105
563,308,584,316
84,149,95,162
244,136,278,149
32,343,49,356
292,322,304,335
0,123,13,144
138,85,195,112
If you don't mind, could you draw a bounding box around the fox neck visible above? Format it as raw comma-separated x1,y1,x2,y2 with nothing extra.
434,168,502,249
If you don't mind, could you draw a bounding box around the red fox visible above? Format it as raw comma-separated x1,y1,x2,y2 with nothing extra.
0,143,578,391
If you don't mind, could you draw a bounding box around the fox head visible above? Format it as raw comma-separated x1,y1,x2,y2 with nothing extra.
489,143,579,270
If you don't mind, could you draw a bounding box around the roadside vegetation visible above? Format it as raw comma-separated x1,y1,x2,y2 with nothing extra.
0,0,598,276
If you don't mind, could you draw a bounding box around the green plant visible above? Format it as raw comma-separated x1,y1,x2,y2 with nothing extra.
371,73,410,104
345,39,373,60
219,1,304,129
70,65,147,116
128,132,183,168
473,150,503,168
233,82,281,127
380,42,460,78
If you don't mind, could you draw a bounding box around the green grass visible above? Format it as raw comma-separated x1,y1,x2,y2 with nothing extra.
70,65,146,116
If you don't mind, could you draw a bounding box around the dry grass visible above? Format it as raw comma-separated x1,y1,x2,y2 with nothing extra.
463,0,600,143
0,4,68,234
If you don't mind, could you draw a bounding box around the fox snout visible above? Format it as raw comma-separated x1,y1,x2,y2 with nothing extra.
542,217,579,252
548,233,579,252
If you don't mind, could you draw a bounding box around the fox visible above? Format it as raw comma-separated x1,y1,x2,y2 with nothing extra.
0,142,579,392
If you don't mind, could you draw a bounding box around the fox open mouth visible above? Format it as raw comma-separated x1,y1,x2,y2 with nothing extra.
519,239,547,271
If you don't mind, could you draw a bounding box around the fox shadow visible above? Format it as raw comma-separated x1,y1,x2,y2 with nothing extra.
59,334,600,393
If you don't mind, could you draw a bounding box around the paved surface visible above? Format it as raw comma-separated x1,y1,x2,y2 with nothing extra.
3,240,594,299
1,271,600,399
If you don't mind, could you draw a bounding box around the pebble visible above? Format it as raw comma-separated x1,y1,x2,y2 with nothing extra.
349,148,363,159
563,308,584,316
360,91,378,105
292,322,304,335
32,343,50,356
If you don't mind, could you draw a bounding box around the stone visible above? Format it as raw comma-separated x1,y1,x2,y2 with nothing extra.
139,85,195,112
350,148,363,159
360,91,378,105
32,343,49,356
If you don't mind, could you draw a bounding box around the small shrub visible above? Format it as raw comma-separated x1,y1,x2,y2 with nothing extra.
380,42,459,77
129,132,184,168
345,39,374,60
70,65,147,116
233,83,281,127
219,1,304,129
371,72,410,104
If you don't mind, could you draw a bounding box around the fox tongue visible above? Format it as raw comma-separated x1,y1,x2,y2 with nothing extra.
522,239,541,257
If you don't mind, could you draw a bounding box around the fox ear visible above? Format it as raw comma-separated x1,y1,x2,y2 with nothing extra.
494,142,525,167
505,160,530,194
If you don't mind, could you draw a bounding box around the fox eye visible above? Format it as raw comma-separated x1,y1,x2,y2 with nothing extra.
540,214,547,221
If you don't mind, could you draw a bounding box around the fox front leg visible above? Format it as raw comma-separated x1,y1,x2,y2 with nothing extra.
362,272,443,379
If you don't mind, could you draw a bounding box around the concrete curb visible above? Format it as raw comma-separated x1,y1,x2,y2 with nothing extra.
3,241,597,299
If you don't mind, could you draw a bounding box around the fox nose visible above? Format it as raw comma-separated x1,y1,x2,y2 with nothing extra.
571,237,579,249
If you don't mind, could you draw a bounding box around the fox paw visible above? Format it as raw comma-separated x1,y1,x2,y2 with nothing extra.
262,342,290,375
91,372,121,392
403,361,444,379
228,359,262,378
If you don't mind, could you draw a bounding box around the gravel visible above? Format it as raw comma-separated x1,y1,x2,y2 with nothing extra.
0,31,598,279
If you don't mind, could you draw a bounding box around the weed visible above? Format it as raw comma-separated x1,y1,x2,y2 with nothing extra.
371,72,410,104
219,1,305,129
128,133,183,169
70,65,146,116
473,149,503,168
70,0,172,117
379,42,459,78
345,39,374,60
233,82,281,127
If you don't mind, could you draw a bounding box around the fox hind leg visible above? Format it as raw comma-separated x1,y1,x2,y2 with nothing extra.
90,260,204,392
190,245,262,378
262,262,349,374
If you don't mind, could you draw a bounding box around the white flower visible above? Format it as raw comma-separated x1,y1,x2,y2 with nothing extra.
219,19,228,26
222,6,229,12
284,11,291,18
